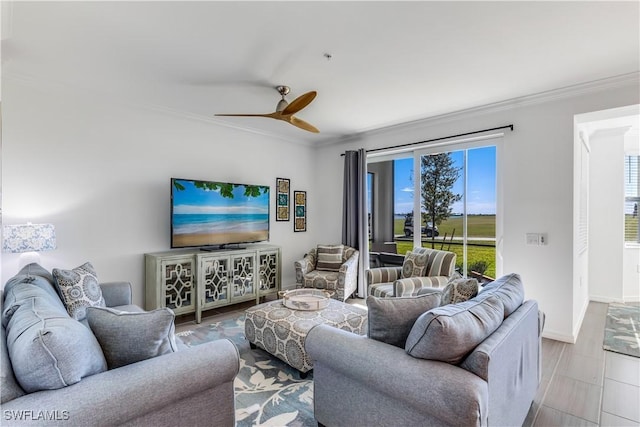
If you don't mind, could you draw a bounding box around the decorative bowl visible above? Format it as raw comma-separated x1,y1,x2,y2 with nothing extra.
281,289,331,311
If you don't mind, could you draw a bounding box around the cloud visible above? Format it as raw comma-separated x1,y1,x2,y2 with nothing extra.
401,187,414,193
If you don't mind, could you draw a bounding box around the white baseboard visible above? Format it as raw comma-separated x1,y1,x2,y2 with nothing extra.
590,296,625,304
572,299,589,341
542,330,576,344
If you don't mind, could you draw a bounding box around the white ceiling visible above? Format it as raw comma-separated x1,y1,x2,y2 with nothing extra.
2,1,639,144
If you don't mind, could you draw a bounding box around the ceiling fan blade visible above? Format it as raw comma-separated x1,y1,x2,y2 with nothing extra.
282,91,317,115
289,116,320,133
215,113,275,118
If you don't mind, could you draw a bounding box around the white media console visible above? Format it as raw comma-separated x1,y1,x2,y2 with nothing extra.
145,244,281,323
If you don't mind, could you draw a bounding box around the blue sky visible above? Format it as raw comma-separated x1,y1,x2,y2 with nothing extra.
392,146,496,215
173,179,269,215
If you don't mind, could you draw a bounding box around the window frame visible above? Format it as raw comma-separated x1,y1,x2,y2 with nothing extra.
366,133,504,278
624,154,640,246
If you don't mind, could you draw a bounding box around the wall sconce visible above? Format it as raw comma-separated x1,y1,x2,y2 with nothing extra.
3,223,57,268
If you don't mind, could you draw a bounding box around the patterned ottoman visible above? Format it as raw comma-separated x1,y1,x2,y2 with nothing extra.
245,298,367,375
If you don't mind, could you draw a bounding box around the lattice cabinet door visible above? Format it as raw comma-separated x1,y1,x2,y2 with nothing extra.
198,255,231,317
258,249,280,297
145,254,196,316
160,258,195,315
229,252,257,302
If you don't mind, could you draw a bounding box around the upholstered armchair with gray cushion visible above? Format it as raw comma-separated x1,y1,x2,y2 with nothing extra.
294,244,359,301
368,247,456,297
1,263,240,427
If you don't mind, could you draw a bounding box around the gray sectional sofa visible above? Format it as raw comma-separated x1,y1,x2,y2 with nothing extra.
1,263,239,426
306,273,543,427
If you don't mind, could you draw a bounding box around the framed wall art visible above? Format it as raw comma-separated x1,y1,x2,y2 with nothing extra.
276,178,290,221
294,190,307,232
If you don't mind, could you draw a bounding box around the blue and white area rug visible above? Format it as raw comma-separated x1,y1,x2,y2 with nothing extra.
603,303,640,358
176,315,316,426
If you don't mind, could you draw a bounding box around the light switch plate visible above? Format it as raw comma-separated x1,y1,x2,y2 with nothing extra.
526,233,549,246
526,233,540,246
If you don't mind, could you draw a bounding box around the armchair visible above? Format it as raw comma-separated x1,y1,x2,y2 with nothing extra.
294,244,359,301
368,247,456,297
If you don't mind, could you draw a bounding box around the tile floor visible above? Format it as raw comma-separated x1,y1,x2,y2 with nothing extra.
524,301,640,427
175,299,640,426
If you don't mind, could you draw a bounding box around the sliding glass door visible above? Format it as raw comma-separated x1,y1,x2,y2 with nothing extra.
366,136,501,279
415,144,497,279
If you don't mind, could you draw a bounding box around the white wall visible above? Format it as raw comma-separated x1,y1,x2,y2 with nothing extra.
588,128,626,301
1,78,320,306
314,77,640,342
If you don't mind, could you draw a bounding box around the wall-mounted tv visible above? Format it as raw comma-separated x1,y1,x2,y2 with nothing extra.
171,178,270,249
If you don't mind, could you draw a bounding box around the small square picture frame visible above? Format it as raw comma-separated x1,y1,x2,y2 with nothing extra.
276,178,290,221
294,190,307,232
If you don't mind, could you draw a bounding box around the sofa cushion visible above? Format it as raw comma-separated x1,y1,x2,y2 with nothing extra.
3,264,62,314
441,277,479,305
367,292,441,348
53,262,106,320
86,307,179,369
3,280,107,392
0,322,25,403
401,250,428,278
405,294,504,364
479,273,524,318
316,244,344,271
16,262,57,288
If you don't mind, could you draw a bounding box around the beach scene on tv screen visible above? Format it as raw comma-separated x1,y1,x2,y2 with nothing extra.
172,179,269,247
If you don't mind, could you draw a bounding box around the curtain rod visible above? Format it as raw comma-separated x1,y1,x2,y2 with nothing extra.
341,124,514,156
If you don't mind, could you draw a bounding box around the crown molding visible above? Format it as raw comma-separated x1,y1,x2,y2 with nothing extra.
324,72,640,147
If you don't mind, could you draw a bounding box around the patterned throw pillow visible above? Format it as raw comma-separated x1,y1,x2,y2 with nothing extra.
401,250,428,278
52,262,105,320
441,277,479,306
316,244,345,271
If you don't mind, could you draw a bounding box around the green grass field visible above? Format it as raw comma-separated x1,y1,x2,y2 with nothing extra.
391,215,496,278
626,215,638,242
393,215,495,238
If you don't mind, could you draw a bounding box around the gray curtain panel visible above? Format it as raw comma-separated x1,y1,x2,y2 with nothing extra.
342,148,369,298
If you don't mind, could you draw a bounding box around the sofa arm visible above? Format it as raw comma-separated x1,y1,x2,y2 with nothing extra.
366,267,402,285
1,340,240,426
393,276,449,297
100,281,132,307
306,325,488,426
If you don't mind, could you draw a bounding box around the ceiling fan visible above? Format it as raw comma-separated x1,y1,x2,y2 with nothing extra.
215,86,319,133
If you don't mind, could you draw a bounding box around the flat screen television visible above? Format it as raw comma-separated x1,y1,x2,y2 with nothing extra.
171,178,270,249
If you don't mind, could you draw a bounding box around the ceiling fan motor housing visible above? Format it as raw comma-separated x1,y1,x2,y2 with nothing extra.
276,86,290,111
